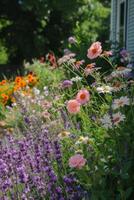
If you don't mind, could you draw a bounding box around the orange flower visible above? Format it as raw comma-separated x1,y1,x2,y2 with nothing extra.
15,76,22,84
1,93,9,104
0,80,7,85
28,74,37,84
20,80,26,88
14,85,21,91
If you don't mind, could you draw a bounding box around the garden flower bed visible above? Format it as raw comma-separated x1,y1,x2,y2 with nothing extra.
0,41,134,200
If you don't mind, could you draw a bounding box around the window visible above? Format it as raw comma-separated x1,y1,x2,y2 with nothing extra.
116,0,127,45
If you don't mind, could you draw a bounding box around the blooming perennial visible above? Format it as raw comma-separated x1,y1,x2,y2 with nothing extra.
96,85,113,94
69,154,86,169
101,112,125,129
76,89,90,105
112,112,125,125
58,131,71,139
75,136,90,145
111,67,132,77
112,96,130,110
87,41,102,59
84,63,96,76
61,80,73,89
67,99,81,114
100,114,113,129
68,36,77,44
71,76,82,82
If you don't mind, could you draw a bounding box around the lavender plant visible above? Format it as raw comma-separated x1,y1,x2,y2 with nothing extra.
0,127,86,200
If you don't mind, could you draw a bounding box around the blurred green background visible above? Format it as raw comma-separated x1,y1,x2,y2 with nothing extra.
0,0,110,65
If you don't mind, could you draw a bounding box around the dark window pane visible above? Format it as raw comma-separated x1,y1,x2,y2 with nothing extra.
120,2,125,26
119,2,125,44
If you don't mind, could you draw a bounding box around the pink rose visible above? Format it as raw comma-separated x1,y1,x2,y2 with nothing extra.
69,154,86,169
67,99,80,114
87,41,102,59
76,89,90,105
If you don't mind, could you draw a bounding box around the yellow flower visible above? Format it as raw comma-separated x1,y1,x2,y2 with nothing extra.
58,131,71,139
75,136,90,145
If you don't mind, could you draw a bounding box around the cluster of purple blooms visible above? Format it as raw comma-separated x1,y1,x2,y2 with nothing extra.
0,129,86,200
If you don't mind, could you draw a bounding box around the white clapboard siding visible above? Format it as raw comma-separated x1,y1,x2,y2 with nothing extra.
127,0,134,61
110,0,117,42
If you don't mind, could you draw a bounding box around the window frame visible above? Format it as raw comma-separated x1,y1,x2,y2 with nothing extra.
116,0,127,45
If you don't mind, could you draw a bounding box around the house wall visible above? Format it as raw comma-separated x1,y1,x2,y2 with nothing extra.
127,0,134,61
111,0,134,62
110,0,117,42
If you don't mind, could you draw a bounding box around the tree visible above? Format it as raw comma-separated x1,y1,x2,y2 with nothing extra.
0,0,110,64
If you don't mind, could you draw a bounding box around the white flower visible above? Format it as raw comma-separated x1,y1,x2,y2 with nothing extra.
68,36,77,44
33,88,40,95
68,58,76,64
71,76,82,82
111,67,132,77
12,103,17,107
43,86,49,96
58,53,76,65
112,112,125,125
112,96,130,110
112,82,124,92
100,114,112,129
101,112,125,129
24,62,30,68
96,85,113,94
75,136,90,145
43,86,48,90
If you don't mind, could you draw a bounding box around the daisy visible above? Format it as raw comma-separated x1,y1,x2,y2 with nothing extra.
96,85,113,94
111,67,132,77
112,81,124,92
112,96,130,110
100,114,112,129
112,112,125,125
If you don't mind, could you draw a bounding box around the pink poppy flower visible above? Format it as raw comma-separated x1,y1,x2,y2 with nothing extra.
76,89,90,105
69,154,86,169
87,41,102,59
67,99,80,114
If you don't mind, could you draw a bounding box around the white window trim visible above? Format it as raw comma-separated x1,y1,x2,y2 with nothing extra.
116,0,126,44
